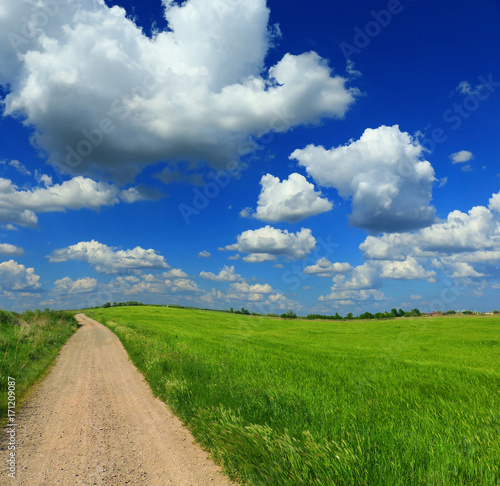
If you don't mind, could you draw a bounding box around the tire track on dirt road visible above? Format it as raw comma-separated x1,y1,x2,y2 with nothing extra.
7,314,235,485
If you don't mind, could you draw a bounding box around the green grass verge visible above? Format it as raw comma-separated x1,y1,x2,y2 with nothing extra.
89,306,500,485
0,309,78,426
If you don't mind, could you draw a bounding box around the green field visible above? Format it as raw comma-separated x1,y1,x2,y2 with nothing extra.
0,309,78,425
89,306,500,485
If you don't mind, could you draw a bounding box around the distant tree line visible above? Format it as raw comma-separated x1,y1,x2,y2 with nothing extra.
102,301,144,308
305,308,422,320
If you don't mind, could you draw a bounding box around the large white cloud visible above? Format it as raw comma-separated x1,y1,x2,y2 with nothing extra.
48,240,170,274
290,125,436,233
0,259,41,293
0,0,358,182
0,175,158,227
222,225,316,261
359,193,500,280
241,173,332,223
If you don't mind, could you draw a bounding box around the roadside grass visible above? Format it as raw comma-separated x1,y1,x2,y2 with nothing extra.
0,309,78,425
89,306,500,485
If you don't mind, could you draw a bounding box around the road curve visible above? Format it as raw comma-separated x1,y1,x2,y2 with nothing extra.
11,314,234,485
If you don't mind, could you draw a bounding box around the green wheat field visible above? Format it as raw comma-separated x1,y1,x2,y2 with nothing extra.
89,306,499,485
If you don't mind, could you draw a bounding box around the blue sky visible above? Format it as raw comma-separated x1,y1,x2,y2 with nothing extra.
1,0,500,314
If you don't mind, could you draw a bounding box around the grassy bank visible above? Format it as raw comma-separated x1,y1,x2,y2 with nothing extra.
0,309,78,425
89,306,500,485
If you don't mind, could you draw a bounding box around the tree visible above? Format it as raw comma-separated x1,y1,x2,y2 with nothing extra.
281,309,297,319
346,312,353,319
398,308,405,317
390,308,398,317
103,302,111,308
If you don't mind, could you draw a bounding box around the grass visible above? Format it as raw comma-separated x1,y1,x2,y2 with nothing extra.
0,309,78,425
88,306,500,485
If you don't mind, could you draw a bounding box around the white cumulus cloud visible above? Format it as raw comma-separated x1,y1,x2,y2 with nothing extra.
54,276,98,294
0,260,41,293
359,193,500,280
303,257,353,277
200,265,241,282
242,173,332,223
0,0,359,183
0,176,157,228
290,125,436,233
223,225,316,261
48,240,170,274
0,243,24,256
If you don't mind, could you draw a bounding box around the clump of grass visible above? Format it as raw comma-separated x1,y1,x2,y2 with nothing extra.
0,309,78,424
91,307,500,485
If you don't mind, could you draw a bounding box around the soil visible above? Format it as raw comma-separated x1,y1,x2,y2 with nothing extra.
7,314,235,485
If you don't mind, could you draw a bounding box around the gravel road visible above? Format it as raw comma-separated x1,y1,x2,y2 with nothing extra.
9,314,234,485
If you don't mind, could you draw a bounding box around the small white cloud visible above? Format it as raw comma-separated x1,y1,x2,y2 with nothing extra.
170,278,201,293
379,257,435,280
164,268,189,278
223,226,316,261
438,177,448,187
410,294,422,300
6,160,31,176
230,282,274,294
242,253,277,263
455,81,486,97
198,250,211,258
447,262,485,279
54,277,97,294
244,173,332,223
0,260,41,294
303,257,353,277
0,243,24,256
450,150,473,164
461,165,473,172
200,265,241,282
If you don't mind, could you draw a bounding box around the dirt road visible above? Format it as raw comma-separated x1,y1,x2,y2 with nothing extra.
9,314,235,485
